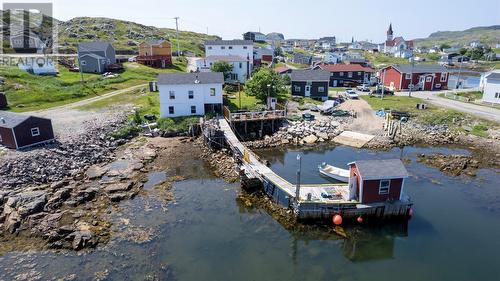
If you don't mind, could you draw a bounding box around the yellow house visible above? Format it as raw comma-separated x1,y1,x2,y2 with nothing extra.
137,39,172,68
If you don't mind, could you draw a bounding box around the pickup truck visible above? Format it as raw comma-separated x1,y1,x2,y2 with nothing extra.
345,89,359,99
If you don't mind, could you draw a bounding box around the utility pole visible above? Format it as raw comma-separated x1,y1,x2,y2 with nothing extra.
408,56,415,97
456,58,463,90
295,154,302,202
381,68,386,100
174,17,181,57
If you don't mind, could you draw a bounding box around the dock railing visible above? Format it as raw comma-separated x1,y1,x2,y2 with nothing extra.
223,105,287,123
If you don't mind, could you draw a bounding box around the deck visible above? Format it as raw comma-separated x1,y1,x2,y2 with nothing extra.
223,106,287,123
218,118,352,206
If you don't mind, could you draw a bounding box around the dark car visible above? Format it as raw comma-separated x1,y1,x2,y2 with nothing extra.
302,113,315,121
371,87,394,96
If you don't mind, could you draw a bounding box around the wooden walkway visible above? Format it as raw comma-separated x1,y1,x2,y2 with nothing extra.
218,118,351,204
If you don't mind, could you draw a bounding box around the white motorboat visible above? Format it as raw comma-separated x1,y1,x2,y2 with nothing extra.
318,162,350,182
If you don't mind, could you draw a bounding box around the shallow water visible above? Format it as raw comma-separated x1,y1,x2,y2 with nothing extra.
0,145,499,281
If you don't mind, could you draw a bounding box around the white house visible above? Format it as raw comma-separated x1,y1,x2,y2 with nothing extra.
205,40,254,64
324,52,341,64
482,72,500,104
195,55,250,83
158,72,224,118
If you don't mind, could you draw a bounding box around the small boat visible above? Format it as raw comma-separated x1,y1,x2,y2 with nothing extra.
318,162,350,182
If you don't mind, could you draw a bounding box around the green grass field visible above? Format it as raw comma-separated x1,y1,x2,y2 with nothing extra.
226,91,263,111
1,60,186,112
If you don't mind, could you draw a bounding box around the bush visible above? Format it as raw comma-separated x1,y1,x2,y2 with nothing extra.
471,124,489,137
157,116,200,132
110,124,140,139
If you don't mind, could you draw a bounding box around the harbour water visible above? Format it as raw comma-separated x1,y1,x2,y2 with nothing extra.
0,145,499,281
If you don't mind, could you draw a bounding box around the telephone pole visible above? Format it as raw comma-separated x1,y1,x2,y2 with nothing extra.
174,17,181,57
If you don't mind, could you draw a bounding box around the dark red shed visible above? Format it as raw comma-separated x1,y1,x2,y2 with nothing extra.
348,159,409,204
0,93,7,109
0,111,55,149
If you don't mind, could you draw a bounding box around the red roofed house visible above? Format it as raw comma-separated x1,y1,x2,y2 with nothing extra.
380,64,449,91
313,64,374,87
274,66,292,76
381,24,414,58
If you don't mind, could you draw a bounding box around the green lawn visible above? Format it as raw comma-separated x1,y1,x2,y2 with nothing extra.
361,95,423,112
1,59,186,112
363,51,410,67
438,91,483,102
226,91,263,111
287,62,309,69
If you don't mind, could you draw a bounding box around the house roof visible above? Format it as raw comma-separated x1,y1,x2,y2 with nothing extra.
0,111,31,129
157,72,224,85
349,159,409,180
78,41,113,52
204,55,249,62
485,72,500,80
317,63,374,73
205,40,253,46
290,70,330,81
388,64,448,74
274,66,291,74
80,53,105,60
244,31,265,36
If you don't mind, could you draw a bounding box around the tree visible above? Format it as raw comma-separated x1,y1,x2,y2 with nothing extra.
439,43,451,51
211,61,233,80
459,48,468,55
274,46,283,57
245,68,286,103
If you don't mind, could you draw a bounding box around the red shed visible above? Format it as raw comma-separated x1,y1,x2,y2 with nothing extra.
347,159,409,204
0,111,54,149
380,64,449,91
0,92,7,109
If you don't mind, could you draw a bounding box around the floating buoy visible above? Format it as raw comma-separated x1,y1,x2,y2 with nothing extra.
333,214,343,225
357,216,363,223
408,208,414,218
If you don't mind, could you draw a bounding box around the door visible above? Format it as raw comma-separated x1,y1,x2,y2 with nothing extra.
333,80,337,87
424,75,434,91
305,85,311,97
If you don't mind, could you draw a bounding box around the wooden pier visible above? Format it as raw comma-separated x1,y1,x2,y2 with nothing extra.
212,117,412,221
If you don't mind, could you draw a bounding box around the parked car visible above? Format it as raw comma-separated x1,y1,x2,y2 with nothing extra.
345,89,359,99
356,84,370,92
371,87,394,96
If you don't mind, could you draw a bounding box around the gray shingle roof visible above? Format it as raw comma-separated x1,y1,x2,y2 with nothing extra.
392,64,448,74
485,72,500,80
205,40,253,46
290,70,330,81
157,72,224,85
78,41,113,52
0,111,31,128
349,159,409,180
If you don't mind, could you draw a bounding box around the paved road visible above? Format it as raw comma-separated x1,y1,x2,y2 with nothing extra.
396,90,500,123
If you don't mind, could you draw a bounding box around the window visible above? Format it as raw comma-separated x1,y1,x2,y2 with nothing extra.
348,72,353,78
243,46,248,49
210,88,216,96
495,92,500,99
294,85,301,92
440,73,447,82
339,72,344,76
168,106,174,114
426,77,432,82
239,62,242,68
188,90,194,99
31,127,40,137
191,106,196,114
221,46,225,49
379,180,390,195
318,86,325,93
330,73,334,77
81,60,86,66
358,72,361,76
208,46,212,50
405,73,411,79
169,91,175,99
229,46,233,49
435,84,441,88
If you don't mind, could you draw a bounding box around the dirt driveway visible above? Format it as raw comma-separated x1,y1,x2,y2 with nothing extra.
338,98,384,135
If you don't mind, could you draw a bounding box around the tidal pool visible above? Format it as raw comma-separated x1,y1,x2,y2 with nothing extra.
0,145,499,281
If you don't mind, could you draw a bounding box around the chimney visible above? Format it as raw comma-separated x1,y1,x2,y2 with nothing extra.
1,117,5,124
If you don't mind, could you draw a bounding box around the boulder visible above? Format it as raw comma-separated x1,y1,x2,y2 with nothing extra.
104,181,133,193
303,135,318,144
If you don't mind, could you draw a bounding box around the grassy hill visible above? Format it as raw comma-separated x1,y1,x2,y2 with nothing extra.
1,10,217,56
414,25,500,47
58,17,217,56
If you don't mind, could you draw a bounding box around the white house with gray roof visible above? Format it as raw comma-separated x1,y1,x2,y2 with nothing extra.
482,72,500,104
77,41,116,73
203,40,253,82
158,72,224,118
195,55,249,83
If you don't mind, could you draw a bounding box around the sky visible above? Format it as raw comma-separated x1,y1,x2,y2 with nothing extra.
3,0,500,42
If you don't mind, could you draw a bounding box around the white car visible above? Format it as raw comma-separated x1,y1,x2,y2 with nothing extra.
345,89,359,99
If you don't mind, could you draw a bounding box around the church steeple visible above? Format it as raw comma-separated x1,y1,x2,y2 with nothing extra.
387,23,394,41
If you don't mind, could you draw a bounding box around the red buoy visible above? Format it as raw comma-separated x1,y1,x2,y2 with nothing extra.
357,216,363,223
333,214,343,225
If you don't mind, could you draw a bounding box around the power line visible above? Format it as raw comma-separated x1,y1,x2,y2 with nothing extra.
174,17,181,56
